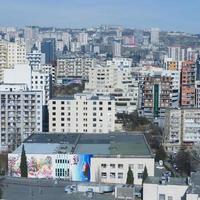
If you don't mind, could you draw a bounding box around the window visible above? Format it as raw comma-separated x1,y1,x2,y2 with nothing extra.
110,164,115,168
61,123,64,127
168,197,173,200
138,164,143,169
118,173,123,179
129,164,134,169
110,172,115,179
138,173,143,179
93,102,96,105
108,107,111,111
61,118,64,121
61,101,65,104
61,112,65,116
52,107,56,110
118,164,123,169
101,172,107,178
52,101,56,104
61,107,65,110
99,101,103,105
159,194,165,200
101,164,106,168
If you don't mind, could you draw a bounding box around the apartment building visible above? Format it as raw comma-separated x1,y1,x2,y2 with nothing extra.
195,81,200,108
181,61,196,108
56,56,94,80
0,41,7,81
0,84,43,151
85,59,138,113
3,64,52,105
85,63,118,93
31,70,52,105
138,70,180,126
164,108,200,153
0,39,27,81
27,48,45,69
48,93,115,133
7,39,27,68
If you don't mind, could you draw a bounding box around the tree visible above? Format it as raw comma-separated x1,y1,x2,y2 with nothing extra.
20,145,28,177
155,145,167,162
126,167,134,185
0,186,2,199
142,166,148,184
175,146,191,176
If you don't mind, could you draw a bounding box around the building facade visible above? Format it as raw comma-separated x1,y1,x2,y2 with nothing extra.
164,108,200,153
48,93,115,133
0,84,43,151
8,133,154,186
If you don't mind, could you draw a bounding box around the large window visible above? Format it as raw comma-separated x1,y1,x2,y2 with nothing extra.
159,194,165,200
118,173,123,179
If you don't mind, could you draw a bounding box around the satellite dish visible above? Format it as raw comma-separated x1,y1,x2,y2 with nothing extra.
159,160,163,166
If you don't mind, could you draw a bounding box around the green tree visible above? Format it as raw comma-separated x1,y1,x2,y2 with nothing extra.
155,145,167,162
142,166,148,184
0,187,2,199
126,167,134,185
20,145,28,177
175,146,191,176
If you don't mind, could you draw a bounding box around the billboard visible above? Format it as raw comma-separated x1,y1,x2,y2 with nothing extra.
69,154,93,182
8,154,53,178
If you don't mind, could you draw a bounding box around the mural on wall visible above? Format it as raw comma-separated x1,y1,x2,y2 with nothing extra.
8,154,53,178
69,154,93,182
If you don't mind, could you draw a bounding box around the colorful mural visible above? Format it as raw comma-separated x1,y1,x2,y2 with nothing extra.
69,154,93,182
8,154,53,178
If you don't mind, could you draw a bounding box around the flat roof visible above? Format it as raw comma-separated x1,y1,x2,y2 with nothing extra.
13,132,153,157
144,176,188,186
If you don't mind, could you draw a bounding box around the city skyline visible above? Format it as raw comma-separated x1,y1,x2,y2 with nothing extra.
0,0,200,33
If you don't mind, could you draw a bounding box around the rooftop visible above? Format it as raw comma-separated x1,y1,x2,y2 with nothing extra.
144,176,188,186
12,132,153,157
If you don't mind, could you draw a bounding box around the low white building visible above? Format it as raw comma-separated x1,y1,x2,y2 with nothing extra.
8,133,154,186
48,93,115,133
143,176,188,200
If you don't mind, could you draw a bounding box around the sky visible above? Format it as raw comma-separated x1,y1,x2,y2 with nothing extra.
0,0,199,33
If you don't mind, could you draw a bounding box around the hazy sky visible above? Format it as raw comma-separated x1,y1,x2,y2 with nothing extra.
0,0,199,33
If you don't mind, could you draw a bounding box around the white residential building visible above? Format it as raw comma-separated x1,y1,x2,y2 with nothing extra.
7,39,27,68
164,108,200,153
143,176,188,200
0,84,43,151
56,56,94,80
48,93,116,133
0,40,27,81
31,70,52,105
85,59,138,113
150,28,160,45
27,49,45,69
3,64,32,89
78,32,88,46
112,40,121,57
3,64,52,105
